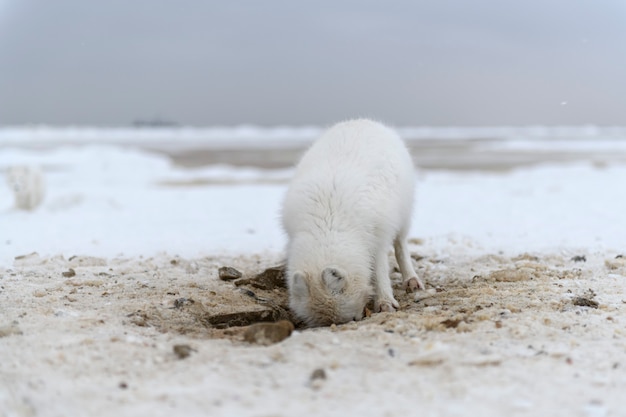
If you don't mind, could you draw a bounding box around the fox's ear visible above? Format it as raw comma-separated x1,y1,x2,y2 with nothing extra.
290,271,309,297
322,267,346,294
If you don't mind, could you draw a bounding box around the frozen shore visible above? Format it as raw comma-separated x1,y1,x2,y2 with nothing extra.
1,128,625,416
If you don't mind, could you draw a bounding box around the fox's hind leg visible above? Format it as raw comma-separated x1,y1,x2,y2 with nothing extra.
394,233,425,292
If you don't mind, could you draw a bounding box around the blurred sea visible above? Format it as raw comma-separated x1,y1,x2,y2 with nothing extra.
1,125,626,171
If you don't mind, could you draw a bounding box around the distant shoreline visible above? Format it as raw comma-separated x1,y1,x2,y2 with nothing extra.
2,125,626,171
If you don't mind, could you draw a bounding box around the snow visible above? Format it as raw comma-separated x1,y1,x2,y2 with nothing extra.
0,146,288,265
416,164,626,253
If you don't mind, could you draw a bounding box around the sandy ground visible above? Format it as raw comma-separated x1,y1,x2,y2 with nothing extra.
2,244,626,417
2,135,626,416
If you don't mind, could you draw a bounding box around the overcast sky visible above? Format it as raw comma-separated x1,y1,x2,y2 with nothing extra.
1,1,625,126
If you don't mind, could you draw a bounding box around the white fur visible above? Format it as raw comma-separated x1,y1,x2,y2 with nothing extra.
5,166,45,210
282,119,424,327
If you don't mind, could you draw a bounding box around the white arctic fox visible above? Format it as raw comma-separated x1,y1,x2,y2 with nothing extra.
282,119,424,327
5,165,45,210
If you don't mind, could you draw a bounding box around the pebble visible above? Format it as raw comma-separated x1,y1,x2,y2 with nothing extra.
218,266,243,281
310,368,326,381
309,368,327,390
572,297,599,309
243,320,295,345
173,344,195,359
62,268,76,277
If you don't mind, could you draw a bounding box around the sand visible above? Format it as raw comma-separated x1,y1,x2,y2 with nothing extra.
2,246,625,417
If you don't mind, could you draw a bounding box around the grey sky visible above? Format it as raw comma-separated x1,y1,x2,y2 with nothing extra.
1,0,625,126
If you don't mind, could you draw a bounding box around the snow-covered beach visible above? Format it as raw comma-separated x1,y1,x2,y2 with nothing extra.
1,126,626,416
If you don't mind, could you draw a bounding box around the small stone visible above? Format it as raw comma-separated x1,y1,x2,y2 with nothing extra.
173,344,195,359
310,368,326,381
243,320,294,345
173,298,194,309
572,297,599,309
218,266,243,281
13,252,42,266
62,268,76,277
14,252,39,261
571,255,586,262
309,368,327,389
441,318,462,328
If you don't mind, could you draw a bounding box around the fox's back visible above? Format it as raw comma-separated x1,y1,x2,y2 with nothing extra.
283,119,415,234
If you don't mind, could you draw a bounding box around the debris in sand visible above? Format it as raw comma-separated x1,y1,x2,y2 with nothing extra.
218,266,243,281
205,309,282,329
572,297,599,309
62,268,76,277
13,252,42,266
310,368,326,381
127,310,150,327
441,318,463,329
461,356,502,367
14,252,39,261
243,320,295,345
173,344,195,359
308,368,327,389
173,298,195,309
605,257,626,271
234,265,286,290
0,325,23,338
571,255,587,262
237,288,293,322
408,354,445,367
